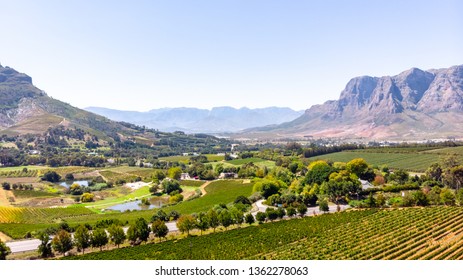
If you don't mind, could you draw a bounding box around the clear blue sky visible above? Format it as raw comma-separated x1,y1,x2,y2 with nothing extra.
1,0,462,111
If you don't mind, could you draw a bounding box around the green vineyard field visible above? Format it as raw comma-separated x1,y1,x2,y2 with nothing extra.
0,206,94,224
309,151,439,171
65,207,463,260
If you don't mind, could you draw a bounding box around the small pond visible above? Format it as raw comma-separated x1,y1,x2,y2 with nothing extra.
59,180,90,188
106,196,167,212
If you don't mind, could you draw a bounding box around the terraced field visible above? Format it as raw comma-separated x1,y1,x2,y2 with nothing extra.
65,207,463,260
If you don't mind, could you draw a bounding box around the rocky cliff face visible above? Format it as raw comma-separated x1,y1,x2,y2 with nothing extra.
245,65,463,140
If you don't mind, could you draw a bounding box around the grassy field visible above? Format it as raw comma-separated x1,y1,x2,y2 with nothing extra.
309,151,440,172
162,180,254,214
226,158,265,165
65,207,463,260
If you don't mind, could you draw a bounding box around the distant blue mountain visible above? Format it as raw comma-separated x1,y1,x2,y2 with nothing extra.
85,106,304,133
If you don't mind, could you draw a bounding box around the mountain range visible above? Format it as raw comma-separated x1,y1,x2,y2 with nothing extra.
2,63,463,141
85,106,303,133
242,65,463,140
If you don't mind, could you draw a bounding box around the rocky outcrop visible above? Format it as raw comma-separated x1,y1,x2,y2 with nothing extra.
248,64,463,140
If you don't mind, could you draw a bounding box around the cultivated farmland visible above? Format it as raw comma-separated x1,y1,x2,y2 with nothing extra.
65,207,463,260
309,151,439,172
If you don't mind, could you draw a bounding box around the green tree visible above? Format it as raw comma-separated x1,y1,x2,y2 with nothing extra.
196,212,209,235
366,192,376,208
167,167,182,180
255,212,267,223
177,215,196,236
151,220,169,242
413,191,429,206
234,195,251,205
391,169,409,184
266,208,278,221
151,209,168,222
376,192,386,207
37,232,52,258
149,184,159,194
322,170,361,204
0,240,11,260
440,188,455,206
426,163,443,182
276,207,286,219
206,208,220,232
305,160,333,185
168,210,180,221
126,225,139,244
286,206,297,217
91,228,108,251
127,218,151,245
297,204,308,217
41,171,61,182
230,207,244,227
346,158,369,178
153,170,166,182
108,225,126,248
252,179,283,199
51,230,73,256
74,225,91,254
161,179,182,194
218,209,233,229
135,217,151,243
319,199,329,213
245,213,255,225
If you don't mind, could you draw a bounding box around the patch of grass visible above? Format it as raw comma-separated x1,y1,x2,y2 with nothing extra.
159,155,190,163
226,158,266,165
205,154,225,162
180,180,205,187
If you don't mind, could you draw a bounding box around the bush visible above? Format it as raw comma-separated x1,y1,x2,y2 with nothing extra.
255,212,266,223
2,182,11,190
81,193,94,202
41,171,61,183
234,195,251,205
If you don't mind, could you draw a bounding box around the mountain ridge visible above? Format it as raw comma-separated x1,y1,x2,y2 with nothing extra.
241,64,463,140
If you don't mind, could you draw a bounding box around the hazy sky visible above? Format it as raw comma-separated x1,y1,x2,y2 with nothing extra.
1,0,462,111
